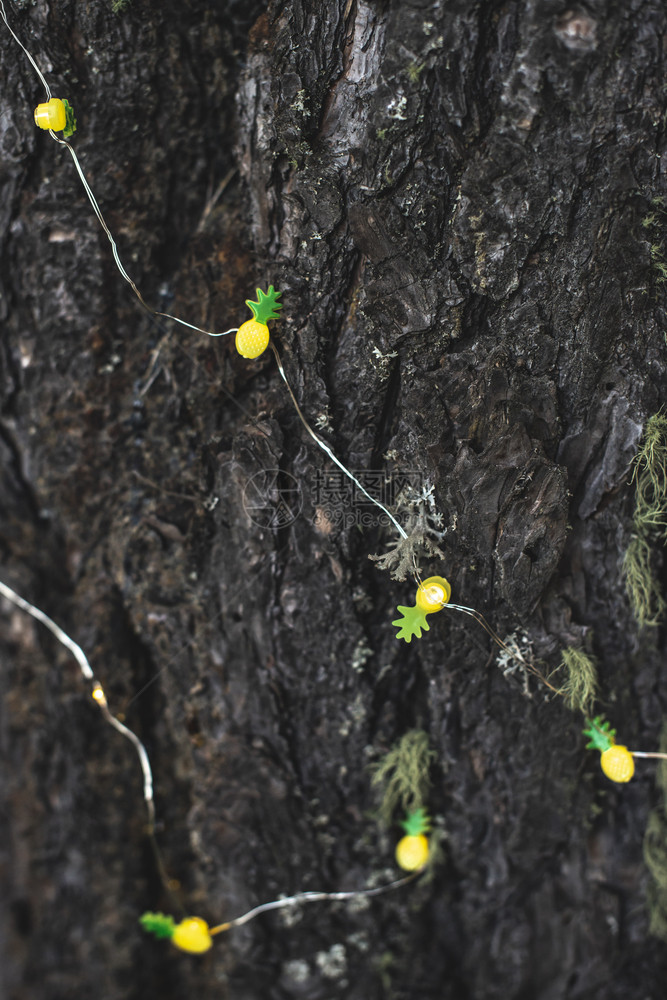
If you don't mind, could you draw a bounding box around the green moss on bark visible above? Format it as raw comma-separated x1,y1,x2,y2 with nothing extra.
556,648,599,714
370,730,435,828
624,413,667,626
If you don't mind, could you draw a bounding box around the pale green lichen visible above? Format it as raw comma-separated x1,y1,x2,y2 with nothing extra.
370,729,435,827
555,647,599,714
623,535,666,627
631,412,667,534
624,412,667,626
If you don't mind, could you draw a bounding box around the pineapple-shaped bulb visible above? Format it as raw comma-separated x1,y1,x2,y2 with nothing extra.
140,912,213,953
395,807,431,871
34,98,77,137
583,716,635,783
393,576,451,642
235,285,283,359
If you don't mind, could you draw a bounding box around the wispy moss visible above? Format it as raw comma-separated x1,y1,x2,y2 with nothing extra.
643,197,667,283
631,412,667,535
623,535,667,627
555,648,599,714
370,729,435,827
624,412,667,627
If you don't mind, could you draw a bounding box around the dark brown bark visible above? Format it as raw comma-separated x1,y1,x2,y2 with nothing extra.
2,0,667,998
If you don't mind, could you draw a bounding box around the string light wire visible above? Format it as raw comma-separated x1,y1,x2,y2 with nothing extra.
0,579,155,830
269,341,409,540
52,131,238,339
209,872,419,935
0,0,51,98
0,0,236,341
407,565,562,693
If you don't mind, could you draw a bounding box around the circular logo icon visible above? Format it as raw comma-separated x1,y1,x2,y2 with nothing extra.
242,469,302,528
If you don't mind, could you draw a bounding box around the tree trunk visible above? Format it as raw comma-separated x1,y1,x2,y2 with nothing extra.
2,0,667,997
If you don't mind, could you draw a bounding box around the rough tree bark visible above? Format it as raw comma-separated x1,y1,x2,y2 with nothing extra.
1,0,667,998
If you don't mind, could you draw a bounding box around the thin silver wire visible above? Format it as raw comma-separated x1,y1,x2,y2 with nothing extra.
211,872,418,933
0,0,51,98
0,0,236,340
269,341,409,540
52,133,237,338
0,4,568,938
0,578,155,829
410,570,509,652
409,570,557,688
447,600,507,646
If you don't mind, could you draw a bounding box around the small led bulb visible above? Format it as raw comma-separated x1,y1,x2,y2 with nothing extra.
34,98,67,131
91,683,107,705
415,576,451,613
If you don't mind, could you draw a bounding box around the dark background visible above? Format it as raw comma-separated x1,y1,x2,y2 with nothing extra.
1,1,667,997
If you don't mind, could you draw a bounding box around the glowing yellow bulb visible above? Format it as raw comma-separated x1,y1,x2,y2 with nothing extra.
34,98,67,132
415,576,451,613
92,684,107,705
171,917,213,954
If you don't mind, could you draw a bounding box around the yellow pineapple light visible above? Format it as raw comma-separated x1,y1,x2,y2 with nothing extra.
140,912,213,953
393,576,451,642
235,285,283,359
600,745,635,783
583,716,635,783
171,917,213,953
395,808,431,871
33,98,77,137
